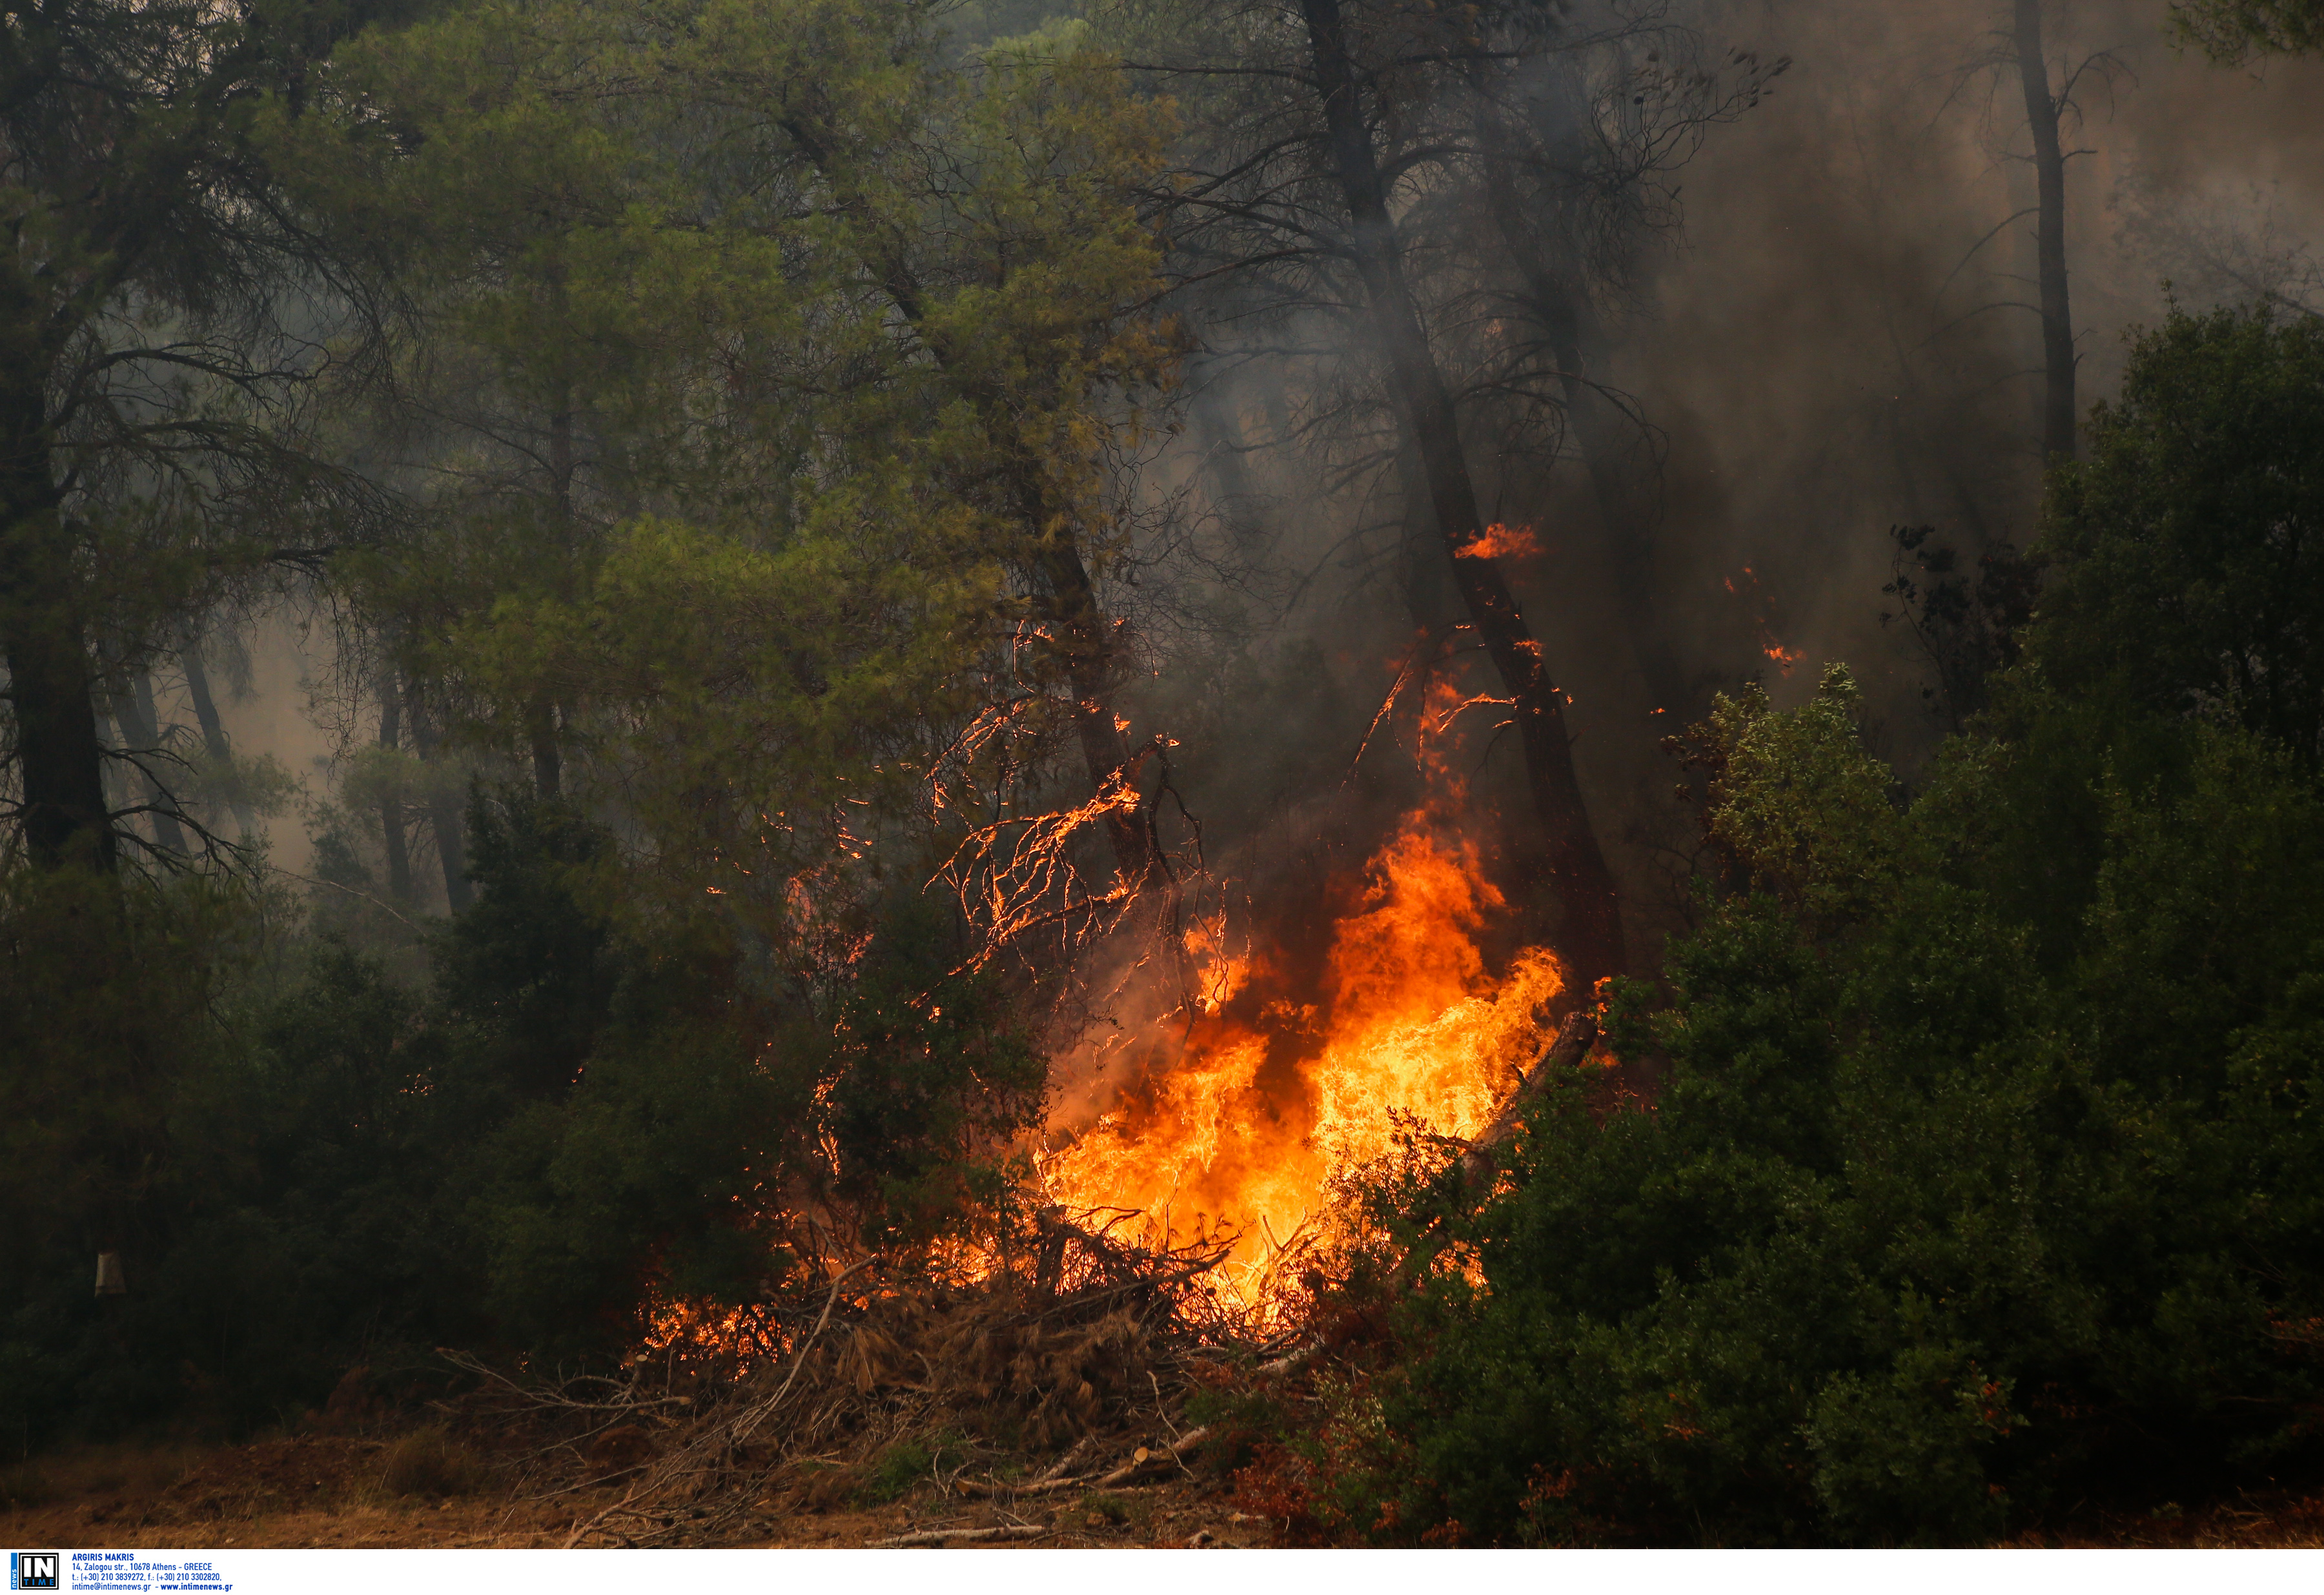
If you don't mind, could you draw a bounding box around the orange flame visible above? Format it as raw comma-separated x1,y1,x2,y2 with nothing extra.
1042,803,1563,1297
1454,522,1542,562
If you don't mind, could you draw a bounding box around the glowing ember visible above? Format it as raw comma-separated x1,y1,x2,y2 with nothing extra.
1041,806,1564,1294
1728,566,1806,677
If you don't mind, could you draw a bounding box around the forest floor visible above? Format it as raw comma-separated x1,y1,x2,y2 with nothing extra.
0,1428,1268,1549
6,1425,2324,1549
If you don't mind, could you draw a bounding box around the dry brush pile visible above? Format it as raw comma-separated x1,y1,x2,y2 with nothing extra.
438,1214,1305,1546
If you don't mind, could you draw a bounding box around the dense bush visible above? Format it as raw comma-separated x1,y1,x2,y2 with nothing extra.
0,792,1042,1445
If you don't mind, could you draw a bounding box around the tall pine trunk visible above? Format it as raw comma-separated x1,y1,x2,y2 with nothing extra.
1467,63,1689,716
1481,186,1689,715
1,376,112,870
1300,0,1624,987
407,697,473,913
1188,361,1273,556
2015,0,2075,460
378,676,413,904
176,632,254,835
116,669,187,856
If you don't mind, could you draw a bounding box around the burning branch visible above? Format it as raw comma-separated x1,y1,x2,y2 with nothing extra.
932,731,1176,973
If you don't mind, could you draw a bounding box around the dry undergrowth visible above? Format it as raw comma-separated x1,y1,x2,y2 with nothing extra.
504,1217,1281,1547
13,1212,2321,1550
2,1215,1298,1550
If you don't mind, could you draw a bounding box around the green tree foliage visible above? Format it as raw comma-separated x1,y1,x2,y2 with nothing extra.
327,0,1179,948
0,0,1163,1447
2036,307,2324,772
0,869,259,1438
1,791,1046,1437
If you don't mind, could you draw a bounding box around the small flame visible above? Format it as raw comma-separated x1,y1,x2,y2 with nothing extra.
1729,566,1804,677
1454,522,1542,562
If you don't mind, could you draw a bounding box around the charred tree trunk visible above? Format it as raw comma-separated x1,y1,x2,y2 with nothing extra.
378,676,413,905
528,377,576,804
2015,0,2075,460
1299,0,1625,986
527,698,562,802
1489,212,1689,715
94,664,183,857
1394,432,1462,640
1035,539,1154,880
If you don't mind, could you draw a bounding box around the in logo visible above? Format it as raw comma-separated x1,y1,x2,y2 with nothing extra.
9,1552,58,1592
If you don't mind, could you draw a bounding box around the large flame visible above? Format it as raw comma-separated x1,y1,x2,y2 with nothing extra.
1041,795,1564,1292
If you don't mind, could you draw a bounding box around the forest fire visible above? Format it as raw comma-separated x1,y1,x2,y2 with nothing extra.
1041,798,1564,1297
1454,521,1544,562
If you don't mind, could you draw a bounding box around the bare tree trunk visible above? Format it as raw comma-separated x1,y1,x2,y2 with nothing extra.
409,698,473,913
2015,0,2075,460
377,676,413,904
176,631,254,835
529,378,576,804
1394,432,1462,638
1300,0,1625,987
97,664,184,857
1493,223,1689,714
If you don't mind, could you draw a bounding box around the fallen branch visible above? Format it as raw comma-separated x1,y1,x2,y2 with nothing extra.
1257,1345,1320,1379
875,1523,1054,1548
1094,1425,1212,1487
1035,1431,1099,1483
961,1425,1214,1499
956,1473,1086,1500
733,1254,879,1446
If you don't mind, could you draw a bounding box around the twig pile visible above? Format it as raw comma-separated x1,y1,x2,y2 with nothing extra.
451,1213,1274,1547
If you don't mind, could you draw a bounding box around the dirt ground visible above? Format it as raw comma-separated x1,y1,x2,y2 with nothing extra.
0,1431,1273,1549
2001,1487,2324,1549
7,1429,2324,1549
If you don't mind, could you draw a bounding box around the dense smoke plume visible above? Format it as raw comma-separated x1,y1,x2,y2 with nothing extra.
1114,0,2324,975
